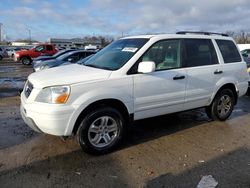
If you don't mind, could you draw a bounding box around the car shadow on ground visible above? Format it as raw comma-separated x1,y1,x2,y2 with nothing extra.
145,147,250,188
0,146,250,187
121,95,250,150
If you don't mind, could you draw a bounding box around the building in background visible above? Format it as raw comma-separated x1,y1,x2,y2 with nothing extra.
48,37,102,49
11,40,40,46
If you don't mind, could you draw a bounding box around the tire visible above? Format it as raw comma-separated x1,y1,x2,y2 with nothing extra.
77,107,125,154
21,56,31,65
206,89,235,121
0,55,2,61
246,87,250,96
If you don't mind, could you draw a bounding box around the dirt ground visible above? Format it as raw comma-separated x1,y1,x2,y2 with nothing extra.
0,58,250,188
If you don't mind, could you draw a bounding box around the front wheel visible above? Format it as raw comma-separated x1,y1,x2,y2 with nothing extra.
21,57,31,65
77,107,125,154
206,89,235,121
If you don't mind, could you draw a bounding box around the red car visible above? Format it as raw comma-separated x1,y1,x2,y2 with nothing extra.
14,44,57,65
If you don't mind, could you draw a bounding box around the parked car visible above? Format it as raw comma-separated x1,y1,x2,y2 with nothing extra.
247,68,250,96
241,49,250,58
20,32,249,154
14,44,57,65
0,47,8,60
33,50,96,72
6,47,23,58
32,49,76,65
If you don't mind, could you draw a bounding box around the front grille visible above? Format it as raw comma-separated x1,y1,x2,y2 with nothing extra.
24,81,33,98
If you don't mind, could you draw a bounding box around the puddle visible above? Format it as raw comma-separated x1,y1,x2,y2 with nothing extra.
0,77,26,97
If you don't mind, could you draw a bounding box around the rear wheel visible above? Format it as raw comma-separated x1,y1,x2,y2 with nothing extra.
77,107,125,154
206,89,235,121
21,56,31,65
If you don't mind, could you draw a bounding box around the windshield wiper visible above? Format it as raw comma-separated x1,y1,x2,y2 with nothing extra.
84,64,113,71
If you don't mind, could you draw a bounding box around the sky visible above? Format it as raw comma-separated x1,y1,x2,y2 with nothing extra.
0,0,250,41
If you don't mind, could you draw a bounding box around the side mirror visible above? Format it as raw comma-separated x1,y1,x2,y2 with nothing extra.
138,61,156,73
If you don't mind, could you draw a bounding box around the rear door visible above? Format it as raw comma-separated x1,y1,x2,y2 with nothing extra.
183,39,222,109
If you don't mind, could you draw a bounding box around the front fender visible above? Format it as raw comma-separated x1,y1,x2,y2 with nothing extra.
64,78,134,135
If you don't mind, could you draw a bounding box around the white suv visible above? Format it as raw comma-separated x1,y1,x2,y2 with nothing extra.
20,32,249,154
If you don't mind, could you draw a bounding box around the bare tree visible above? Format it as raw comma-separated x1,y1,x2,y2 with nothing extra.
235,31,250,44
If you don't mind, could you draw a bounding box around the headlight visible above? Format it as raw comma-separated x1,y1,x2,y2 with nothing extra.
36,86,70,104
15,53,19,57
247,67,250,73
35,64,49,72
40,64,49,70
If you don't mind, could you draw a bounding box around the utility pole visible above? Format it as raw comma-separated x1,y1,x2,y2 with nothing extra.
28,29,31,44
0,23,2,42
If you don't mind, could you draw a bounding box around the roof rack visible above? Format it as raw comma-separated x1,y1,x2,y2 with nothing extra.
176,31,228,37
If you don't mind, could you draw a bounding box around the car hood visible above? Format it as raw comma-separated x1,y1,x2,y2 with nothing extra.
28,64,112,88
33,59,62,68
34,56,53,61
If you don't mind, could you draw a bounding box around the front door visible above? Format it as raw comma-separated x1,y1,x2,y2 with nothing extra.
133,39,187,120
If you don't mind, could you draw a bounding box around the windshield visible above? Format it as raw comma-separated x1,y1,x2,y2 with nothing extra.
77,54,94,64
53,50,71,58
57,51,74,61
84,38,148,70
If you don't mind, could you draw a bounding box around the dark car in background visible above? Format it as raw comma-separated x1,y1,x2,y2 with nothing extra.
0,47,8,60
33,50,97,72
32,49,76,65
241,49,250,58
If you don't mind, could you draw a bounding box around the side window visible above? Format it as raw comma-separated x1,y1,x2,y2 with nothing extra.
216,40,241,63
46,45,53,51
78,52,87,59
184,39,218,67
141,40,181,71
67,54,80,62
35,45,45,52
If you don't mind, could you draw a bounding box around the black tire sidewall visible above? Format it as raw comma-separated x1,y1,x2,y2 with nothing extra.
77,107,125,154
21,57,31,65
212,89,235,121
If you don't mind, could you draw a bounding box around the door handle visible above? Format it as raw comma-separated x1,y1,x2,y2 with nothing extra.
173,75,185,80
214,70,223,74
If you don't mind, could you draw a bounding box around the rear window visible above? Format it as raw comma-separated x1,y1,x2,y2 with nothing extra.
216,40,241,63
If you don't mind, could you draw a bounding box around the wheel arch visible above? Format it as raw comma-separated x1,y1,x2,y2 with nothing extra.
20,55,31,61
211,83,238,105
72,98,132,135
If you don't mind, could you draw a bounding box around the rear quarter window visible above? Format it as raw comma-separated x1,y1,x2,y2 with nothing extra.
216,40,242,63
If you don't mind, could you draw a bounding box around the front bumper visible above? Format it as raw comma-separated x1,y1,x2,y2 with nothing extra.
14,55,20,62
20,92,76,136
20,104,43,133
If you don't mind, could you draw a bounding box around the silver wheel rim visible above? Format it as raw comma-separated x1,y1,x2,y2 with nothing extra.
88,116,119,148
217,94,232,117
23,58,30,64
